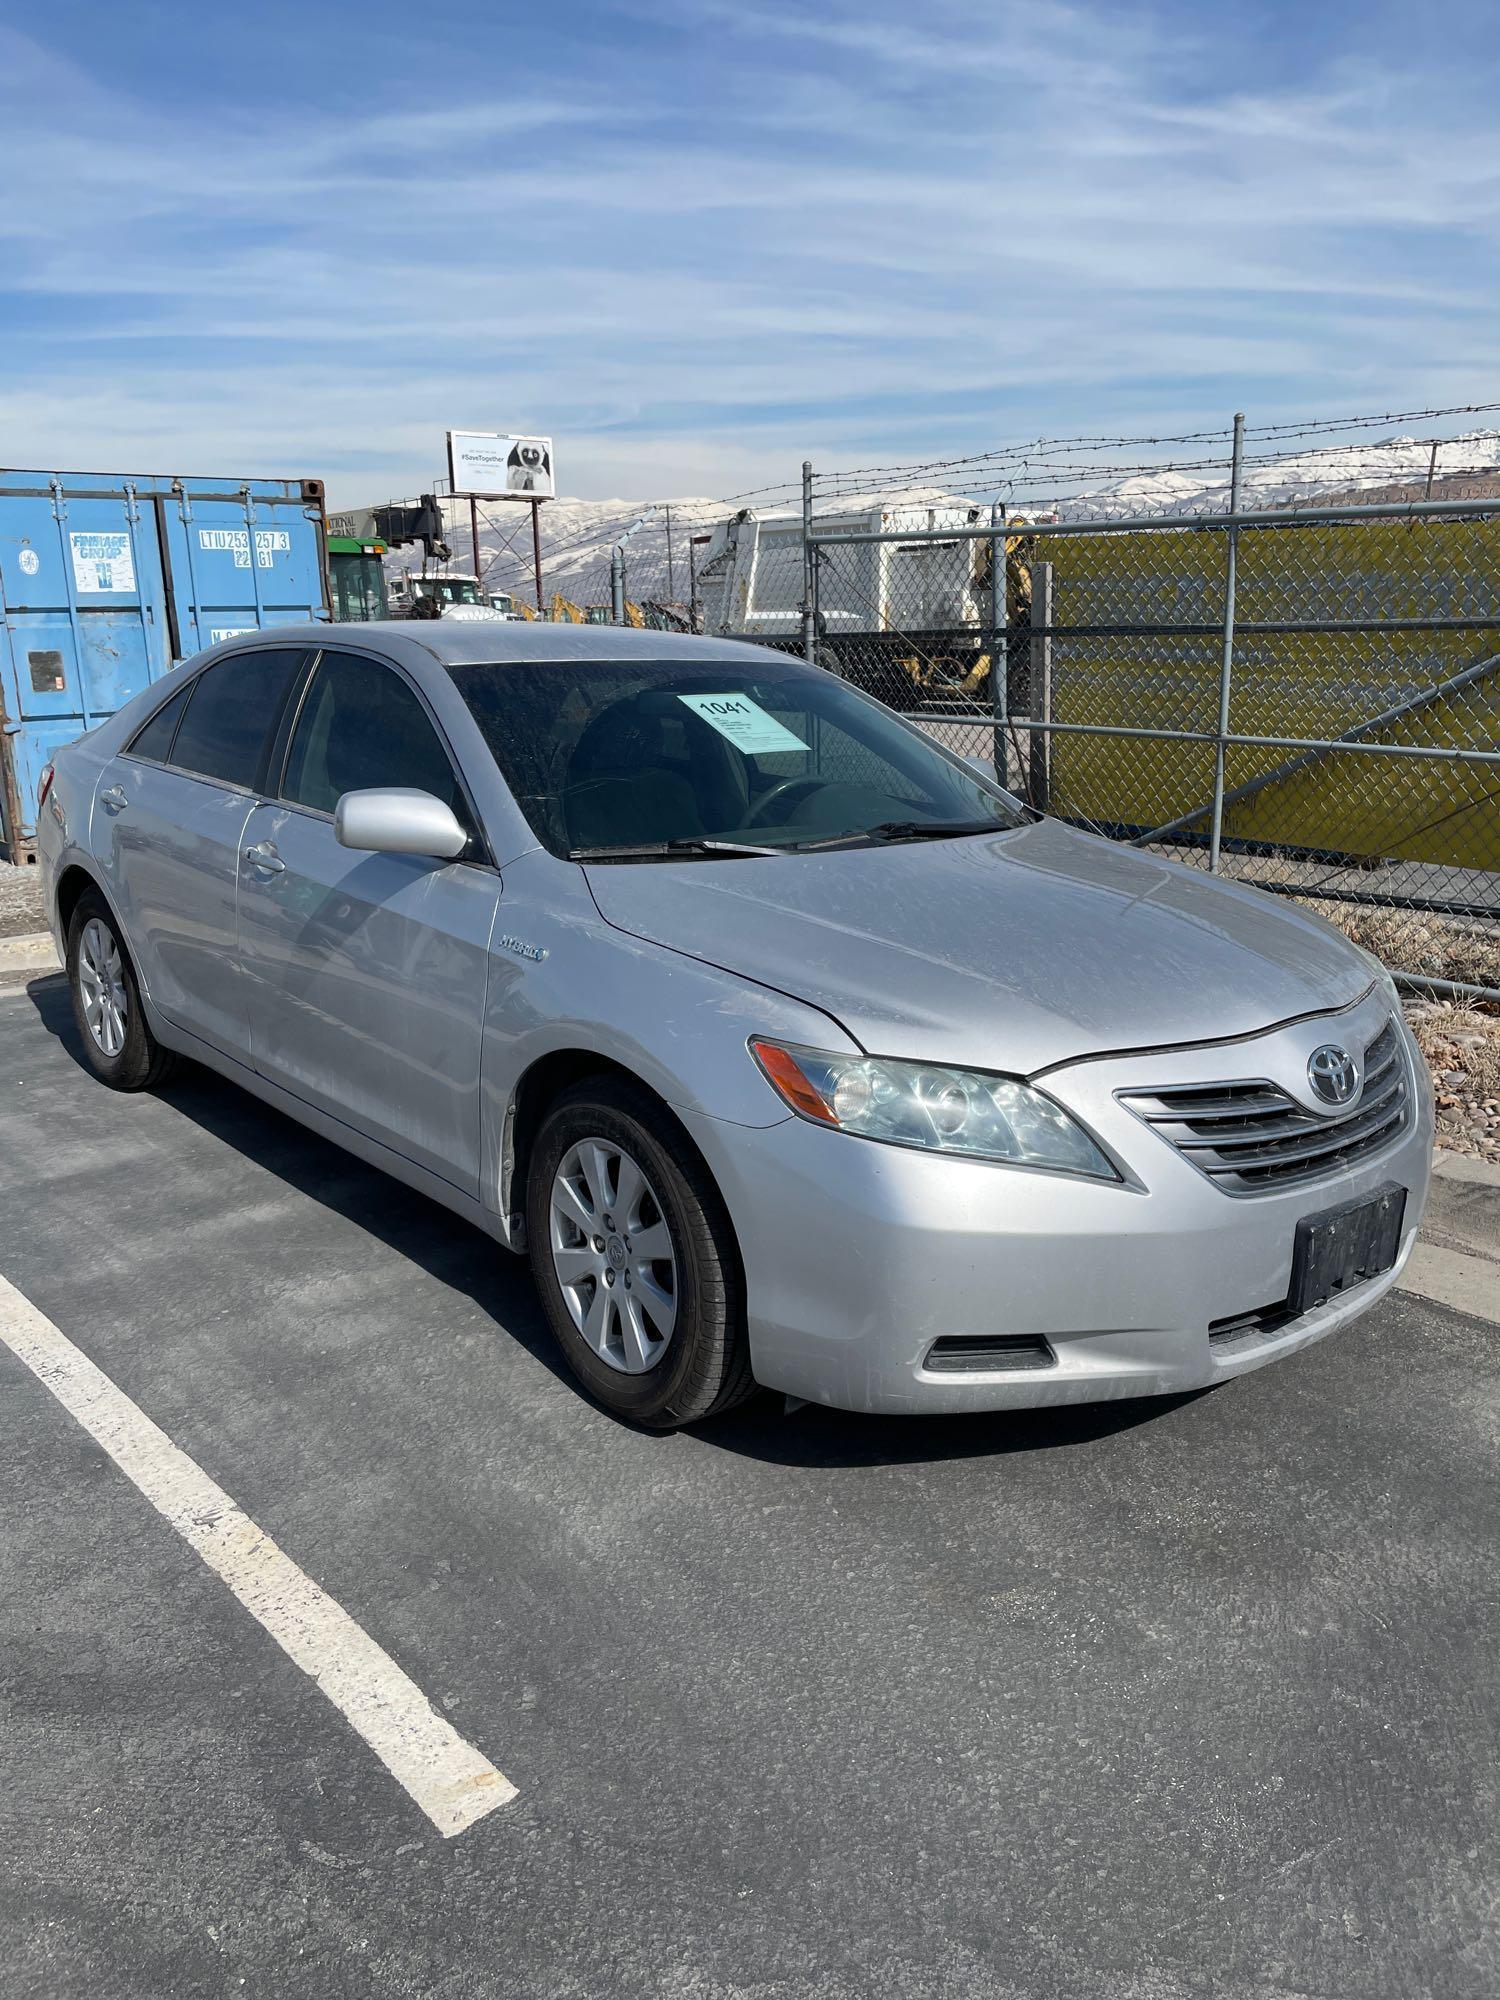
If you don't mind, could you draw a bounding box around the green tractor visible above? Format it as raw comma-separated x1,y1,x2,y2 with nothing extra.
326,531,390,622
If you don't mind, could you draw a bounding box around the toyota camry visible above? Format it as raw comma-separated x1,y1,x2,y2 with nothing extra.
38,623,1433,1425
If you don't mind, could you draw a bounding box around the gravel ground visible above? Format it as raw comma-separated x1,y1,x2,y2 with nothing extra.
0,859,45,940
1404,998,1500,1165
1309,896,1500,992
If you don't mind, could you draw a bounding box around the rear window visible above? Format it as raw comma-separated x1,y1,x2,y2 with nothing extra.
126,679,193,763
167,650,305,790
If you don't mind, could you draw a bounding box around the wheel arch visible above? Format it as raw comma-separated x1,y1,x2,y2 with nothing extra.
503,1048,739,1275
54,861,113,944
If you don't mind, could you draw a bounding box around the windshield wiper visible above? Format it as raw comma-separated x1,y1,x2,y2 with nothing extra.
795,817,1011,852
568,837,787,862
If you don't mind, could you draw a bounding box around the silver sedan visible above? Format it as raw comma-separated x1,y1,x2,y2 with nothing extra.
38,623,1433,1425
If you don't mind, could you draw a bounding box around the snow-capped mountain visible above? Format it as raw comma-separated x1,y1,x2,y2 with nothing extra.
1059,428,1500,518
408,494,741,609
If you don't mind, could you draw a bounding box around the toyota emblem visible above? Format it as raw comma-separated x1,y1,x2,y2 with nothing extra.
1308,1044,1359,1106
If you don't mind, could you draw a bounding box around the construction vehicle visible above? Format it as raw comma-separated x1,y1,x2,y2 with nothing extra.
695,503,1034,709
329,497,512,622
387,570,517,620
636,600,694,633
326,531,389,621
544,592,692,631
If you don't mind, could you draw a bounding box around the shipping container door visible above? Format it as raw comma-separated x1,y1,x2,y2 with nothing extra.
160,489,327,655
0,480,171,836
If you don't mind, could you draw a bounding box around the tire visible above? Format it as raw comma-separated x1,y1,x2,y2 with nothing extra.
526,1076,754,1428
66,889,176,1092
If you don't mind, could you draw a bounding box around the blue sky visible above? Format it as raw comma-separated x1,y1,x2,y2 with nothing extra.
3,0,1498,505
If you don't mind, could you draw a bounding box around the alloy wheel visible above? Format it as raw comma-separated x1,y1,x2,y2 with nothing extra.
548,1137,679,1374
78,917,128,1059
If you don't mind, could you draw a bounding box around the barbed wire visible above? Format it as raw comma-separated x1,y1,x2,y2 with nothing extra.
810,402,1500,519
401,398,1500,607
812,400,1500,490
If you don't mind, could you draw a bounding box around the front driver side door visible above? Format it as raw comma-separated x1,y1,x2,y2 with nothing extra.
235,648,501,1194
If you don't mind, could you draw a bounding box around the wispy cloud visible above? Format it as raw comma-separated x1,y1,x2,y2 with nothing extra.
2,3,1498,503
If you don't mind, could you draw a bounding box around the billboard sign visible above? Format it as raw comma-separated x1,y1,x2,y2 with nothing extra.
447,431,555,501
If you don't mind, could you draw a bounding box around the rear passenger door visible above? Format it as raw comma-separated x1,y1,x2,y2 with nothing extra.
236,648,500,1193
93,647,308,1061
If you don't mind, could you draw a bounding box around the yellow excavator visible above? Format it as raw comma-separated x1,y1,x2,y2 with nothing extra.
896,522,1036,702
530,592,660,628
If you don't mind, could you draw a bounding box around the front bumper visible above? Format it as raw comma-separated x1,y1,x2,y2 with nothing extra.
681,990,1434,1414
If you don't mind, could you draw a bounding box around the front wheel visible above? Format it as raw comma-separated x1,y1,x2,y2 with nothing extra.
526,1078,754,1427
66,890,176,1091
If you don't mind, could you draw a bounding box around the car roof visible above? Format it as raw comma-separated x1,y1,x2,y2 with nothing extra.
220,620,799,669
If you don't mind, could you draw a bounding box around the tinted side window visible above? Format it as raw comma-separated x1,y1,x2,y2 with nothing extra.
169,650,305,790
126,679,193,763
282,652,467,823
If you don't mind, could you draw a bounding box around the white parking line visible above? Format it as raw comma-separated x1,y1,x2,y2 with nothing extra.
0,1272,516,1838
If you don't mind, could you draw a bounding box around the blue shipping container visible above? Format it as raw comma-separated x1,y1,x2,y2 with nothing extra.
0,468,330,851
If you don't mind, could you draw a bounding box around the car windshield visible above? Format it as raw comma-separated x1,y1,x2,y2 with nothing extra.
446,656,1029,859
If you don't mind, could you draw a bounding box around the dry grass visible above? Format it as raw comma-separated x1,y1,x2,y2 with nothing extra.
1404,1001,1500,1158
1304,897,1500,992
1409,1006,1500,1099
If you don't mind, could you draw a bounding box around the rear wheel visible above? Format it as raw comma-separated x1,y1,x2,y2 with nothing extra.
66,890,176,1091
526,1077,754,1427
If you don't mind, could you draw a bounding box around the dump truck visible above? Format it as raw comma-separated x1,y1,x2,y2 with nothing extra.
695,502,1033,709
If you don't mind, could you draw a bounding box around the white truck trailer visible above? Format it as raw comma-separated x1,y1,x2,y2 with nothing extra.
696,503,995,633
694,502,1008,708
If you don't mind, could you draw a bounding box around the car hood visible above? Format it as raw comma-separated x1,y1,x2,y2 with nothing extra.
584,819,1374,1075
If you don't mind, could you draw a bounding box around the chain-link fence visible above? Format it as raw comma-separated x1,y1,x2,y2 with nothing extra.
655,408,1500,932
428,403,1500,934
804,493,1500,923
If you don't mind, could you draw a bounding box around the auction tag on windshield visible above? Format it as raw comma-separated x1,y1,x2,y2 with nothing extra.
678,692,809,755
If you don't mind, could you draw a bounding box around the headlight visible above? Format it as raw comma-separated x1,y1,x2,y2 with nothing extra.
749,1039,1119,1180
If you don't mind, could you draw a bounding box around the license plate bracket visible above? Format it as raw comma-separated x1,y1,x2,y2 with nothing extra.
1288,1182,1407,1315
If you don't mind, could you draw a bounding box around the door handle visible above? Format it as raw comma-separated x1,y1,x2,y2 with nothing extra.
99,786,128,812
243,841,286,875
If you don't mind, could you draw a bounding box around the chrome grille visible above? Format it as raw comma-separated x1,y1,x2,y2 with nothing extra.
1120,1018,1410,1195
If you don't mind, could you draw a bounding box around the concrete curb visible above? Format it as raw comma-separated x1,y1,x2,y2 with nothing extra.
1431,1150,1500,1190
1400,1149,1500,1322
0,930,60,977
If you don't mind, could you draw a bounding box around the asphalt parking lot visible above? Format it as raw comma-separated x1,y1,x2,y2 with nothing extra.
2,976,1496,2000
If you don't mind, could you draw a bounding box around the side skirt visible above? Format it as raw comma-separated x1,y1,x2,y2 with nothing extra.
148,1007,515,1250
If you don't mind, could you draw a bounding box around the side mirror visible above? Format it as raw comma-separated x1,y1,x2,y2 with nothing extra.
334,787,468,859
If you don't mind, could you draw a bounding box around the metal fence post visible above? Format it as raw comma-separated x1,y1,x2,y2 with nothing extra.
1028,562,1052,810
988,501,1007,784
610,545,626,626
801,460,818,664
1209,412,1245,872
